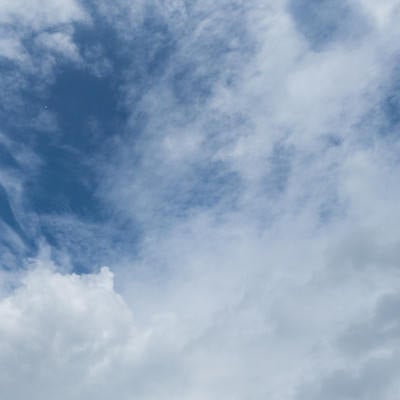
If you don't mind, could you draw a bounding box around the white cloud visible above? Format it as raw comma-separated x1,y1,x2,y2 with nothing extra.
35,31,82,63
0,264,151,400
0,0,87,68
96,0,400,398
0,0,87,30
2,0,400,399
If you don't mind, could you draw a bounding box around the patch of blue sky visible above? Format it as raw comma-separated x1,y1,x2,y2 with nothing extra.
353,68,400,142
0,142,20,170
28,71,137,271
382,74,400,134
0,185,24,241
17,73,118,264
288,0,370,50
263,143,293,197
0,183,37,271
25,63,125,216
0,32,127,272
26,143,99,216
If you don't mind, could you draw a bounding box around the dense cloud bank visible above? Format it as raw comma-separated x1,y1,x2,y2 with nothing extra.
1,0,400,399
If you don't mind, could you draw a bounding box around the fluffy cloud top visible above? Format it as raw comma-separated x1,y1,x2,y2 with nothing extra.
0,266,149,400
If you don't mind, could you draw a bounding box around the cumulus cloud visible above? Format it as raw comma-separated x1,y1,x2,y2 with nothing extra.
0,264,148,400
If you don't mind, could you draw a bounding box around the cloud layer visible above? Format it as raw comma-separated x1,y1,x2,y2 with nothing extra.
1,0,400,399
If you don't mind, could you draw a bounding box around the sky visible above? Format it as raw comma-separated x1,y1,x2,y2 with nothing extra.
1,0,400,399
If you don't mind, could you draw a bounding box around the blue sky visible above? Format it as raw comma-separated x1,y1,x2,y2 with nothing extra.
1,1,400,399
